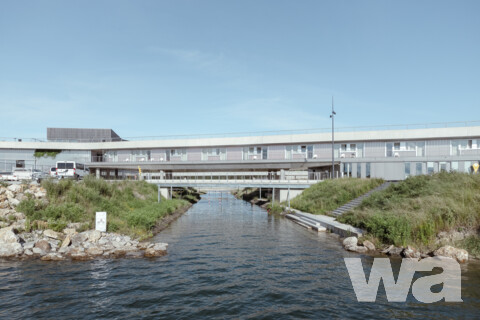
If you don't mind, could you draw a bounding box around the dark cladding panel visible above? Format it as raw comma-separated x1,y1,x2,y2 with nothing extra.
47,128,123,142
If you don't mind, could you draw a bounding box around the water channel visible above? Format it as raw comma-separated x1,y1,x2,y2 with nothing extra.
0,192,479,319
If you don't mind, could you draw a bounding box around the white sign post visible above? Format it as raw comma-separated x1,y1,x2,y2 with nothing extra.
96,212,107,232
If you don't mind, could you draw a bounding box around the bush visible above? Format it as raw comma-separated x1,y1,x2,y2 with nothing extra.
338,172,480,250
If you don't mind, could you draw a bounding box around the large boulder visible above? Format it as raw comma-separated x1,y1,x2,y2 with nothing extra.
434,245,468,263
0,243,23,258
343,237,358,249
34,240,52,253
0,227,20,244
144,243,168,257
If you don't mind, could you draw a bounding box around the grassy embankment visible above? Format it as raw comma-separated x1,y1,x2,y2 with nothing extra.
338,172,480,256
289,178,384,215
17,176,191,240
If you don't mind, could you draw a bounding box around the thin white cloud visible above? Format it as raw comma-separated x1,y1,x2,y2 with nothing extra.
147,47,246,77
215,98,333,132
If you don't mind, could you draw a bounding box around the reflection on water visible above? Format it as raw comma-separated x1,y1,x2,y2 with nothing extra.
0,192,478,319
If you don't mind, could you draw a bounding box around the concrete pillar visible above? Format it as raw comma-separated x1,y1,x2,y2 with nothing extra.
279,189,303,202
96,168,100,179
280,169,285,180
160,188,170,199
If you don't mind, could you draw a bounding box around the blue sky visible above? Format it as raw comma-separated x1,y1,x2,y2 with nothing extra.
1,0,479,139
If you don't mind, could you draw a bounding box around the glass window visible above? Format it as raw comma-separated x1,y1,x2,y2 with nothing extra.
439,162,447,172
366,163,371,178
357,163,361,178
394,142,401,151
341,144,347,151
357,143,364,157
416,162,423,175
301,145,306,153
427,162,434,174
464,161,472,173
350,144,356,151
405,163,411,177
386,143,393,157
468,140,473,149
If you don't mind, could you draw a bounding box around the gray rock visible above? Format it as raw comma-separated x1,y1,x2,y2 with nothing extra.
24,249,33,256
401,246,421,259
32,247,45,256
63,228,77,236
86,247,104,256
7,184,22,193
44,229,62,240
34,240,51,252
41,253,65,261
8,198,20,207
144,243,168,257
71,233,87,247
343,237,358,249
434,245,469,263
14,212,26,220
0,227,19,244
61,235,71,248
387,246,404,256
23,242,35,250
0,243,23,257
362,240,376,251
85,230,101,243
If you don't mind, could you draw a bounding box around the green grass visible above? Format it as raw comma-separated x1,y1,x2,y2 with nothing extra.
289,178,384,215
17,176,190,239
338,172,480,250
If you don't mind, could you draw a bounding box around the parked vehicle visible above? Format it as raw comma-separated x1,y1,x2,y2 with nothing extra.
56,161,88,180
0,172,18,181
12,168,33,180
49,167,57,177
32,170,48,183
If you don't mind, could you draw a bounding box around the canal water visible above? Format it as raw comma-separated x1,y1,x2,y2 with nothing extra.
0,192,479,319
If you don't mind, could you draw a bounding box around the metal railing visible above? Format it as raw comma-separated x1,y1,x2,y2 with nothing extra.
2,120,480,143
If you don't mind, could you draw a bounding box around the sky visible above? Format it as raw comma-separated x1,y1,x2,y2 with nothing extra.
0,0,479,139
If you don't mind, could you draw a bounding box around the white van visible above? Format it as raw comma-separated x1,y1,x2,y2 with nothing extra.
56,161,88,180
49,167,57,177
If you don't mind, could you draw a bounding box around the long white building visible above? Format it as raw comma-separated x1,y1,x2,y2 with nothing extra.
1,123,480,181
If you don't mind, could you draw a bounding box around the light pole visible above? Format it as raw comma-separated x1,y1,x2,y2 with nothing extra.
330,97,336,178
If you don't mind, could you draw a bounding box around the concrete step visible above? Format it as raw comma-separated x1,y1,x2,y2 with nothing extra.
327,181,393,217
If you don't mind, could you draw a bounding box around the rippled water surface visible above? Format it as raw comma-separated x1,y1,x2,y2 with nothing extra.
0,192,479,319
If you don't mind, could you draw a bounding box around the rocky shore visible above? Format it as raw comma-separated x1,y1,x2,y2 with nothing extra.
0,183,172,261
342,236,469,263
0,226,168,260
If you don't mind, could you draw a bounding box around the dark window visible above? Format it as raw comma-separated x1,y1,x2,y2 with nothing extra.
66,163,74,169
58,163,66,169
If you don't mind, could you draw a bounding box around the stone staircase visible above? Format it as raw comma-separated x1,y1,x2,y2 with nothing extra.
329,181,392,216
285,181,392,237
